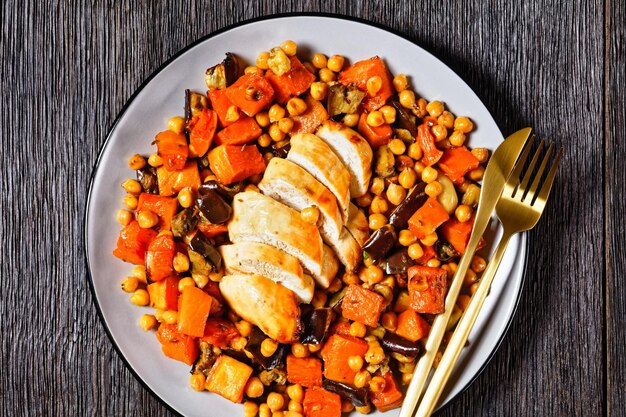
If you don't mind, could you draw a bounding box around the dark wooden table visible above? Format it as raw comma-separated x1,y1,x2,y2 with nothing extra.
2,1,623,416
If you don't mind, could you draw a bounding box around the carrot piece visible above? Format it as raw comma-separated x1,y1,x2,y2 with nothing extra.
321,334,369,383
303,386,342,417
291,95,329,134
112,220,157,265
357,112,392,148
286,355,323,387
214,116,262,146
187,108,218,158
328,321,352,337
224,73,275,117
205,355,253,403
196,222,229,238
136,193,177,230
177,286,213,337
207,144,265,185
408,265,447,314
200,319,240,349
145,232,176,281
396,309,431,342
147,275,180,310
156,323,199,365
415,244,436,265
156,160,201,197
416,123,444,166
440,214,485,255
208,88,241,127
338,56,394,111
341,284,385,327
265,70,292,105
408,197,450,239
437,146,480,183
369,372,403,412
155,130,188,171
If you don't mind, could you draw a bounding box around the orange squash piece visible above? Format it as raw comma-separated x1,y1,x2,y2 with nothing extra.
214,116,262,146
408,197,450,239
200,319,240,349
224,73,275,117
369,372,403,412
303,387,342,417
358,112,392,148
321,334,369,384
156,323,199,365
286,355,323,388
196,222,229,238
338,56,394,111
416,123,444,166
155,130,188,171
265,70,292,105
136,193,177,230
407,265,448,314
145,232,176,281
112,220,157,265
177,286,213,337
439,214,486,255
187,108,218,158
396,309,431,342
291,95,328,134
437,146,480,183
341,284,385,327
156,161,201,197
208,88,241,127
147,275,180,310
415,244,437,265
207,144,265,185
205,355,253,403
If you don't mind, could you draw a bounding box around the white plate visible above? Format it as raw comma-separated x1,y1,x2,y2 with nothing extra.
85,14,526,417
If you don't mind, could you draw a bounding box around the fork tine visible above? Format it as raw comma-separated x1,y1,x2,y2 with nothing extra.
517,140,544,198
533,147,563,208
525,143,554,203
509,136,535,198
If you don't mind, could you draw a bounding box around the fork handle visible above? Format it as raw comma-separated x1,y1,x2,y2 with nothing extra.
415,230,514,417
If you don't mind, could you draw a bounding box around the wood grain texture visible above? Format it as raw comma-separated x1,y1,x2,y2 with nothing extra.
606,0,625,415
0,0,615,416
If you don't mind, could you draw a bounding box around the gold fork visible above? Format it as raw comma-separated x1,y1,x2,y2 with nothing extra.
415,139,563,417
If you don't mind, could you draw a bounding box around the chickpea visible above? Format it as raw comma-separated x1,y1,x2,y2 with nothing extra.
354,370,372,388
172,252,190,273
393,74,408,92
267,392,285,412
349,321,367,338
468,166,485,181
268,104,286,122
408,243,424,260
312,290,327,308
425,181,443,197
286,97,307,116
269,123,286,142
243,401,259,417
401,372,414,385
259,404,272,417
287,384,304,403
449,129,467,147
408,142,423,160
394,291,410,313
318,68,336,82
130,289,149,306
280,40,297,56
136,210,159,229
258,133,272,148
471,255,487,273
343,272,360,285
291,343,309,358
162,310,178,325
189,373,206,392
122,179,142,194
244,65,260,75
343,113,359,127
386,183,407,206
309,81,328,101
399,89,416,109
300,206,320,224
472,147,489,163
368,213,387,230
131,265,147,283
399,168,417,189
369,376,387,392
278,117,294,134
470,282,480,295
365,346,385,365
121,276,139,293
167,116,185,134
431,124,448,141
465,269,479,286
365,265,384,285
177,187,193,208
454,116,474,133
369,177,385,195
348,355,364,372
139,314,157,331
438,111,455,129
327,278,343,293
382,312,398,331
426,100,444,118
388,138,406,155
177,277,195,292
244,376,264,398
420,232,438,247
380,105,396,124
454,204,472,222
117,209,132,226
312,53,327,69
148,152,162,167
261,338,278,357
366,111,384,127
128,153,146,170
398,229,417,246
457,294,471,311
327,55,345,72
256,51,270,69
426,258,441,268
415,97,428,118
421,166,438,183
302,61,316,74
366,75,383,96
370,196,389,214
288,400,303,413
256,111,271,127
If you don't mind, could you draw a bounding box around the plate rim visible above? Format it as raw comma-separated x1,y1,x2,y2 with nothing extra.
83,11,528,416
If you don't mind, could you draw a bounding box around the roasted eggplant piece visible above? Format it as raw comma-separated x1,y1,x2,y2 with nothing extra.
205,53,240,90
322,380,369,407
258,367,287,386
328,287,347,314
200,180,243,202
300,308,334,345
171,208,198,238
185,89,210,122
388,182,428,230
380,332,421,358
197,187,232,224
382,249,415,275
374,145,395,178
188,249,212,277
191,341,217,377
362,224,397,263
189,232,222,271
271,139,291,158
327,84,366,117
136,166,158,194
435,239,460,261
245,327,289,370
390,97,418,137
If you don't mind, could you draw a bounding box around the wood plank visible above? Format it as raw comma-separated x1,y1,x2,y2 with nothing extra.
606,0,625,415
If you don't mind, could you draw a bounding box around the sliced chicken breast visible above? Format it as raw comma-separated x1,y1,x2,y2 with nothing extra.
220,274,301,343
316,120,373,198
346,203,370,247
324,228,362,273
219,242,315,304
287,133,351,222
259,157,343,241
228,191,325,281
320,245,340,288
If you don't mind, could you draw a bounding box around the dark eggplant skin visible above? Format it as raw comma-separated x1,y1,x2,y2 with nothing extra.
382,249,415,275
362,224,397,263
199,180,243,202
205,53,240,90
328,287,347,314
271,140,291,158
245,327,289,370
189,232,222,271
300,308,334,345
184,89,210,122
136,166,158,194
390,97,418,137
435,239,460,261
380,332,421,358
322,380,369,407
196,187,232,224
191,341,217,377
388,182,428,230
